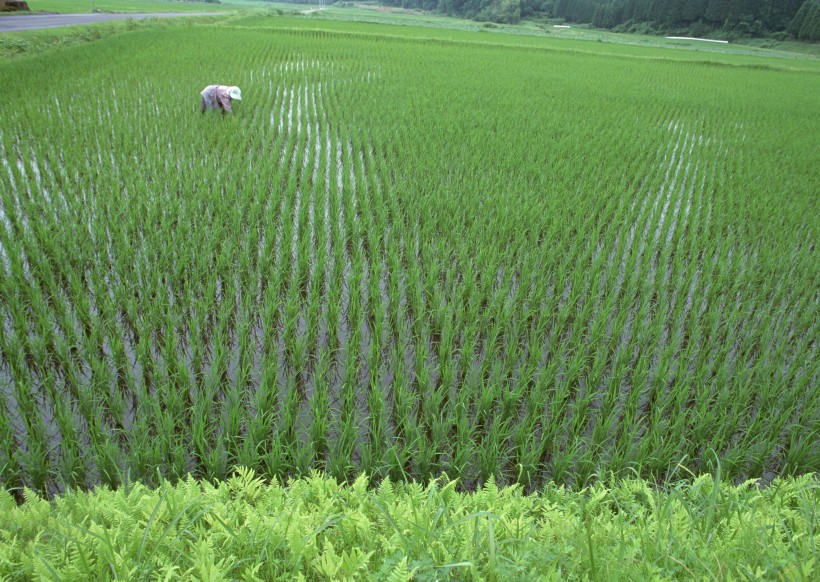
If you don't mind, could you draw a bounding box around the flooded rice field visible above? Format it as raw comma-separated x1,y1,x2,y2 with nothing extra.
0,29,817,496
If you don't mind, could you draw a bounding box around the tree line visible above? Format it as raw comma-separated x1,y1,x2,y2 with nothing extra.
323,0,820,39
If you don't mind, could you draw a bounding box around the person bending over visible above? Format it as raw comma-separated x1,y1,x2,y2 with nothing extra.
200,85,242,114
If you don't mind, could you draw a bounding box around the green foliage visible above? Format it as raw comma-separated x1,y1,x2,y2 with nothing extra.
383,0,812,38
789,0,820,41
0,471,817,580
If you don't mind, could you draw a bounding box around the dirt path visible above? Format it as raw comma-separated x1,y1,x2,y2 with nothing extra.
0,12,225,32
300,7,326,15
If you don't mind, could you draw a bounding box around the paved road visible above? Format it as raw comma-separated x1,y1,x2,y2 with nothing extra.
0,12,225,32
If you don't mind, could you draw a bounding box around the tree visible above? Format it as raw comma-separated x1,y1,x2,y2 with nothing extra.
769,0,806,29
497,0,522,22
412,0,812,38
592,3,616,28
520,0,554,18
798,2,820,39
705,0,730,25
789,0,820,40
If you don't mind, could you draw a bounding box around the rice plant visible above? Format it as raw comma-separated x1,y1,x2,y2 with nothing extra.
0,17,817,497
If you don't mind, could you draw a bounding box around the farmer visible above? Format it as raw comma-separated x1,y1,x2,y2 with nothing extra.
200,85,242,114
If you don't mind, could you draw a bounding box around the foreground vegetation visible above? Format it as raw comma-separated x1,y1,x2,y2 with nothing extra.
1,470,817,580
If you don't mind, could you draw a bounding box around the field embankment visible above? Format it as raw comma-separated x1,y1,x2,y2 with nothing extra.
0,12,231,32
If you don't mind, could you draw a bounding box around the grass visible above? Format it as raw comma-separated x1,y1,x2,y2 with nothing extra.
0,13,234,60
18,0,242,14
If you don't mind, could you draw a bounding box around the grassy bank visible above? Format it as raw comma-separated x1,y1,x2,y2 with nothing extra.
19,0,236,14
0,14,231,59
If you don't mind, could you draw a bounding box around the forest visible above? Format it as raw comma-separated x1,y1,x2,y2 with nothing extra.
371,0,820,39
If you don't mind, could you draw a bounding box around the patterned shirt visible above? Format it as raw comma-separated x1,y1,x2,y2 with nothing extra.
200,85,233,113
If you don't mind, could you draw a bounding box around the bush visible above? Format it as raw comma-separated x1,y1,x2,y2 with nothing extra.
475,0,520,25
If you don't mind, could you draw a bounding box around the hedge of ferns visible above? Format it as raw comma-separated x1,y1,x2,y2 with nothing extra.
0,18,817,499
1,470,818,580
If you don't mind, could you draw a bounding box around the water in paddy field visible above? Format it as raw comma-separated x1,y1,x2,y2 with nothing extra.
0,45,816,495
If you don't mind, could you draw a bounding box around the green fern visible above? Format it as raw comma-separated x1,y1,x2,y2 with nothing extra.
0,474,817,580
384,557,416,582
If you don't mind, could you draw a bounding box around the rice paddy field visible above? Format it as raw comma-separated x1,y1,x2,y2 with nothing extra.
1,11,819,579
0,15,818,499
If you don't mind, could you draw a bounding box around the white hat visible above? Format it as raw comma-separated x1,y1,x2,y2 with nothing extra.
227,86,242,101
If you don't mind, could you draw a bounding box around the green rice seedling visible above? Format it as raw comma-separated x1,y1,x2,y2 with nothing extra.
308,350,331,469
40,374,85,490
